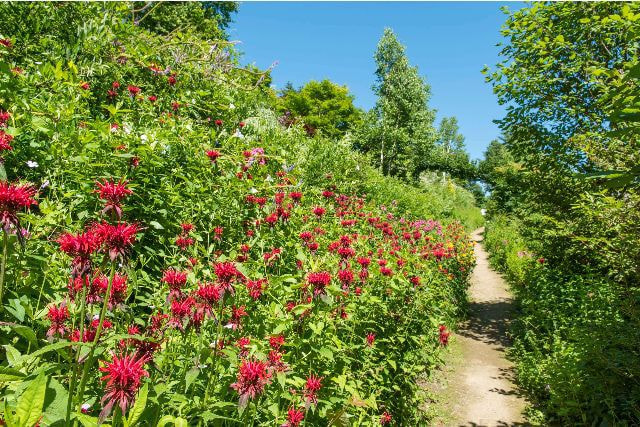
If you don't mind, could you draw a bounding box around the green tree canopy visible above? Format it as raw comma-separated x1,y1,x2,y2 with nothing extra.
355,28,437,180
277,79,363,139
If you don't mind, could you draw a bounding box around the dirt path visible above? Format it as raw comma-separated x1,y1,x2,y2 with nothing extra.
427,227,529,426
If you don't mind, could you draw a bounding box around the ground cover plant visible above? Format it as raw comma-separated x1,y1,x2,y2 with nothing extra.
0,3,478,425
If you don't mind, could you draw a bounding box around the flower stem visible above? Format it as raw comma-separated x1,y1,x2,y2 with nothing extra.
75,261,116,412
66,284,89,423
0,230,8,311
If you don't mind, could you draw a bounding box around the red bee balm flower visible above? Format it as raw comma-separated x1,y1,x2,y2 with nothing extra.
230,359,271,408
307,272,331,297
304,373,323,404
285,407,305,427
0,181,37,231
206,150,220,163
57,229,102,278
366,332,375,347
99,352,149,419
380,411,392,425
95,178,132,218
91,221,140,261
127,85,141,97
0,130,14,151
46,304,69,337
439,325,451,346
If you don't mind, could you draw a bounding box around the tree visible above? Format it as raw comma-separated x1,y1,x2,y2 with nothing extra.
134,2,239,39
277,80,363,139
355,28,436,180
426,117,475,181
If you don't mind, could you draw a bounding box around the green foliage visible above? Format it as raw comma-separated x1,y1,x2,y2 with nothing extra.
481,3,640,424
425,117,476,182
277,80,363,139
355,28,437,180
0,3,480,426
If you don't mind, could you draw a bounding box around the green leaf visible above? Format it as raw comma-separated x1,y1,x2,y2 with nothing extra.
126,382,148,427
149,221,164,230
15,371,47,427
0,366,26,382
185,367,199,392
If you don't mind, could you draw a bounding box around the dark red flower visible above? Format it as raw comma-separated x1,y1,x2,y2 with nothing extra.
213,261,244,284
312,206,325,217
206,150,220,163
99,352,149,419
236,336,251,357
230,359,271,408
289,191,303,203
148,95,157,103
127,85,141,97
80,81,90,90
196,282,223,305
0,39,12,48
168,74,177,86
95,178,132,218
0,110,10,127
214,119,223,127
245,278,267,300
180,223,194,233
0,181,37,231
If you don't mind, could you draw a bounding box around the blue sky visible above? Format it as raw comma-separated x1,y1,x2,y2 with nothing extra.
230,2,519,160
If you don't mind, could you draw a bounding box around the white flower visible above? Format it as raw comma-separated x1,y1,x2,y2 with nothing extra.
123,123,132,134
26,160,38,168
140,134,148,142
229,103,235,110
40,180,50,190
233,129,244,139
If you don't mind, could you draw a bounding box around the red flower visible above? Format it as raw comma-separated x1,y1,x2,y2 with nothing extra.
99,352,149,419
0,39,12,48
228,305,248,329
269,335,285,350
80,81,90,90
213,261,244,284
90,221,140,261
0,130,14,151
230,359,271,408
439,325,450,346
380,411,392,425
289,191,303,203
168,74,177,86
307,272,331,297
214,119,223,127
0,110,10,127
175,235,194,250
284,407,305,427
57,229,102,277
238,121,245,128
338,269,354,287
95,178,132,218
264,213,278,227
236,336,251,357
148,95,157,103
196,282,223,305
171,101,180,111
180,223,194,233
322,190,334,199
93,272,128,305
380,267,393,277
127,85,141,97
366,332,375,347
162,269,188,293
312,206,325,217
304,373,323,404
245,279,267,300
206,150,221,164
0,181,37,230
46,303,69,337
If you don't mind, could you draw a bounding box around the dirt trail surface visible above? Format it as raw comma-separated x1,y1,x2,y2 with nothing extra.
428,227,529,426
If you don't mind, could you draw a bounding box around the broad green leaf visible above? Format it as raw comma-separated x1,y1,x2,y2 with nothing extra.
126,382,148,427
15,371,47,427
